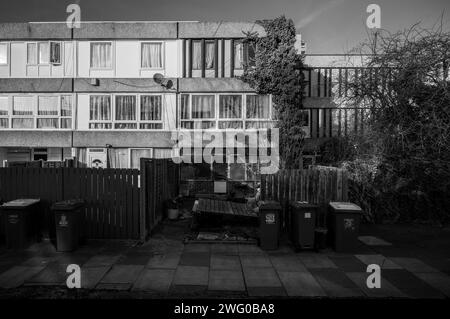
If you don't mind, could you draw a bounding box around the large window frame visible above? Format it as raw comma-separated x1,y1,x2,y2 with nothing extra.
88,93,164,131
179,93,275,130
26,41,62,66
0,94,73,130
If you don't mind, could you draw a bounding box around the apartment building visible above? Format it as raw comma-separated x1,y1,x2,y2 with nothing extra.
0,21,363,180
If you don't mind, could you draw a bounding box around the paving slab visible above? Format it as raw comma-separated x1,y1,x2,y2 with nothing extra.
173,266,209,286
0,266,45,289
96,283,132,290
238,245,265,255
83,255,122,267
328,255,368,272
132,269,175,293
382,269,445,298
240,255,272,268
309,268,364,297
243,267,282,288
298,254,337,269
80,266,111,289
269,255,308,272
25,263,67,286
210,244,239,255
184,244,211,253
53,253,93,266
247,287,287,297
358,236,392,246
208,270,245,291
146,252,181,269
179,252,210,267
355,254,402,269
210,255,241,270
278,271,327,297
389,257,439,273
412,272,450,297
117,253,153,265
99,265,144,284
21,256,59,267
345,272,406,298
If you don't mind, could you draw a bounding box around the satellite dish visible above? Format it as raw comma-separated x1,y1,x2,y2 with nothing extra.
153,73,173,90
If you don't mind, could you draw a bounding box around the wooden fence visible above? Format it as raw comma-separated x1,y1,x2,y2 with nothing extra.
0,167,140,239
260,167,348,231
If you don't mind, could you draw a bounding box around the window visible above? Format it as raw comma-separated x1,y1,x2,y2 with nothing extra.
192,95,215,119
246,95,270,119
180,94,216,129
191,40,215,70
26,42,60,65
89,94,163,130
12,96,34,129
192,40,202,70
38,42,49,64
205,41,215,69
0,43,7,65
219,95,242,129
27,43,37,64
115,95,137,129
89,95,112,129
0,97,8,128
245,41,256,67
140,95,162,129
141,43,163,69
60,96,72,129
234,41,243,69
90,42,112,68
37,96,59,129
50,42,61,64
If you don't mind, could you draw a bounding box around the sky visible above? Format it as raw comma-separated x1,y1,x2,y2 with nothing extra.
0,0,448,54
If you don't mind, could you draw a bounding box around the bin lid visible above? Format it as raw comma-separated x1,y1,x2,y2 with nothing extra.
290,201,318,209
329,202,362,213
2,198,40,208
51,199,85,210
259,201,281,210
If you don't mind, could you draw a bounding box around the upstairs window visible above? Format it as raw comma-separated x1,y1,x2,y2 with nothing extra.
141,43,163,69
205,40,215,69
0,97,8,129
192,40,202,70
90,42,112,69
0,43,7,65
234,41,244,69
115,95,137,129
27,42,61,65
89,95,112,129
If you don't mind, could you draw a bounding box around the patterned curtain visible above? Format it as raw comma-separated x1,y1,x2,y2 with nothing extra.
219,95,241,118
192,95,215,119
141,43,162,68
115,95,136,121
180,94,190,119
90,95,111,120
61,96,72,116
246,95,270,119
108,148,129,168
13,96,33,115
140,95,162,120
90,43,112,68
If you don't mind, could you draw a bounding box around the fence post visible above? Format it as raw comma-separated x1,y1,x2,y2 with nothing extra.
139,158,147,242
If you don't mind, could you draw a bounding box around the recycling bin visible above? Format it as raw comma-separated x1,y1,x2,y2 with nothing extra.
290,201,317,250
259,201,281,250
2,199,41,249
328,202,362,252
51,199,85,252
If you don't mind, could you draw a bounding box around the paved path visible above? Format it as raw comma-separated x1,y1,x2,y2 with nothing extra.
0,234,449,298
